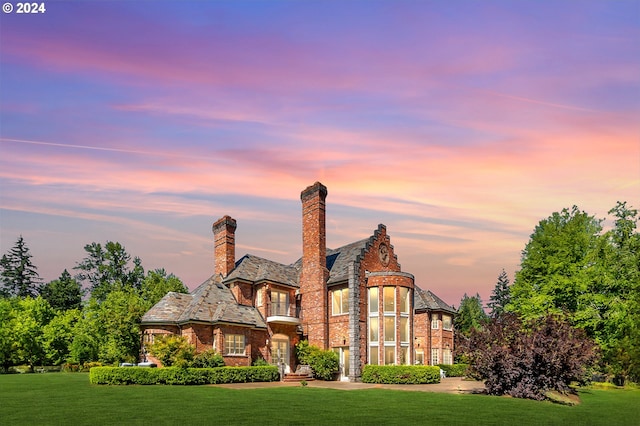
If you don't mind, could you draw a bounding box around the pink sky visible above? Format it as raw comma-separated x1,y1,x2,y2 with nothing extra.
1,1,638,307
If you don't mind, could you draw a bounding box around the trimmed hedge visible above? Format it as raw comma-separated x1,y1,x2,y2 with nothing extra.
361,365,441,384
438,364,469,377
89,366,279,385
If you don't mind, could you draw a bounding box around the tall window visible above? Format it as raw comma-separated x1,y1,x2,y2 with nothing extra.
415,350,424,365
225,334,245,355
399,287,410,314
442,349,453,365
443,315,452,331
332,288,349,315
383,287,395,313
368,287,379,365
431,313,439,329
431,348,439,365
369,286,412,366
272,290,288,316
256,287,263,306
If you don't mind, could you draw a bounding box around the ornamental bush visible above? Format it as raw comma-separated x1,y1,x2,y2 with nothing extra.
361,365,441,384
190,349,225,368
89,366,279,385
465,313,598,400
295,340,339,380
438,364,469,377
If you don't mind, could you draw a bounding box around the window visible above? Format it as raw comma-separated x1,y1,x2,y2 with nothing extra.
256,287,263,306
272,290,288,316
369,317,379,342
431,313,439,329
369,346,378,365
399,287,410,314
224,334,245,355
383,287,395,313
384,346,395,365
415,350,424,365
369,287,378,313
384,316,395,342
399,346,409,365
400,317,409,343
431,348,439,365
443,315,452,331
332,288,349,315
443,349,453,365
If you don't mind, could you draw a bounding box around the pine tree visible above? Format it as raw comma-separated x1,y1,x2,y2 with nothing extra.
0,236,41,298
488,269,511,318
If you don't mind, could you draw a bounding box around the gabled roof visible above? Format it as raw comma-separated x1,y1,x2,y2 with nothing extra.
224,254,299,287
414,286,456,314
140,276,267,329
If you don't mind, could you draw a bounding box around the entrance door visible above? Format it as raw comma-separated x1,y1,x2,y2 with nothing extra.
333,347,350,381
272,338,290,374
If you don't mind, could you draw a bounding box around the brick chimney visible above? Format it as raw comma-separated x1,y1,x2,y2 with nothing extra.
300,182,329,349
212,215,237,278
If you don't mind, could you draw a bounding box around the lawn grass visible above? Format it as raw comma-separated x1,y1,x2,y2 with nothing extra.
1,373,639,425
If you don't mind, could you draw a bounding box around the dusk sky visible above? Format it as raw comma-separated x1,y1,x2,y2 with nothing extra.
1,1,638,307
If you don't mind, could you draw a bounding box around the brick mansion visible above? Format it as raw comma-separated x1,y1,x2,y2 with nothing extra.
140,182,455,381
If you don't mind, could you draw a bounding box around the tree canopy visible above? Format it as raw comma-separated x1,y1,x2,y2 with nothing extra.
455,293,487,336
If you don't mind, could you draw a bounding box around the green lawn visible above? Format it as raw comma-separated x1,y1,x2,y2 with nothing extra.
1,373,639,425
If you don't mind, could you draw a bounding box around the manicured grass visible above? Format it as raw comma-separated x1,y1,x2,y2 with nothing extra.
1,373,639,425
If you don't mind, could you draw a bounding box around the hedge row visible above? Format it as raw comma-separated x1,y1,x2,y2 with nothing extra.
361,365,441,384
438,364,469,377
89,366,279,385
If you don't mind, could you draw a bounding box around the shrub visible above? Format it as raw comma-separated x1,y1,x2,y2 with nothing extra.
190,349,225,368
148,335,195,367
438,364,469,377
465,313,599,400
295,340,339,380
252,357,269,366
89,366,280,385
361,365,441,384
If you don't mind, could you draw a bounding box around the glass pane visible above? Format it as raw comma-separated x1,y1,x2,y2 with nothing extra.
415,351,424,365
443,315,451,330
384,317,395,342
341,289,349,313
332,290,340,315
399,287,409,313
400,317,408,342
399,347,408,365
369,317,378,342
369,288,378,313
370,346,378,365
385,346,395,365
383,287,395,312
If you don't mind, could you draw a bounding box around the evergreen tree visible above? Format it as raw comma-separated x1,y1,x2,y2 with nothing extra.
40,269,83,311
455,293,488,336
0,236,41,298
487,269,511,318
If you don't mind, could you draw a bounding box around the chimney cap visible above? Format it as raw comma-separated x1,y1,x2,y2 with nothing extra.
212,215,237,233
301,182,328,201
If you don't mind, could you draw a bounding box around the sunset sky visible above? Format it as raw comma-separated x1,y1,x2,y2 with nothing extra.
1,1,638,307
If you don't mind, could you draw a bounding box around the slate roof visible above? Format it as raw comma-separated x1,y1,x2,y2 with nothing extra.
224,254,299,287
140,276,267,328
414,286,457,314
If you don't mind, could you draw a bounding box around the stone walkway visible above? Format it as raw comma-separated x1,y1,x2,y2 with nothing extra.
212,377,485,394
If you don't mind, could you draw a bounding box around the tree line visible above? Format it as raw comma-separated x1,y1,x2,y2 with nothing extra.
0,240,188,371
454,201,639,394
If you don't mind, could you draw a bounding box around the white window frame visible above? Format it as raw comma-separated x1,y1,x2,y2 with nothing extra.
332,287,349,315
224,334,245,355
431,348,439,365
431,313,439,329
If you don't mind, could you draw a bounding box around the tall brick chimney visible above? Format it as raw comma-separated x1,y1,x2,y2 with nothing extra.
300,182,329,349
212,215,237,278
